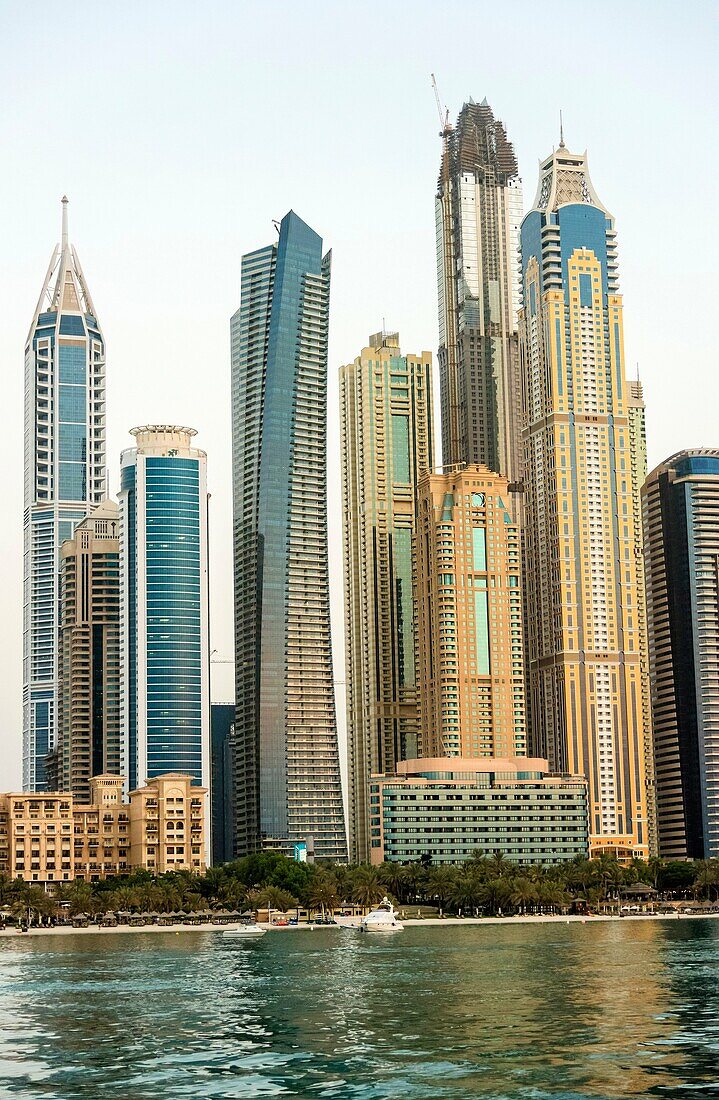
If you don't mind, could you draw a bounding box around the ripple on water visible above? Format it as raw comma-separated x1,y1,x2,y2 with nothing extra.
1,921,719,1098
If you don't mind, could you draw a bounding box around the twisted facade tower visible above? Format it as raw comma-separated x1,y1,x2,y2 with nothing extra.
231,211,347,861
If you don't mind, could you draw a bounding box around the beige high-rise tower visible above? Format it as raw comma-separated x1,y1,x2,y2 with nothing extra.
340,332,434,862
57,500,121,803
414,464,527,759
519,142,649,859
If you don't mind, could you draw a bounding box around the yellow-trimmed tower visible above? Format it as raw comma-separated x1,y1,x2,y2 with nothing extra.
519,142,650,859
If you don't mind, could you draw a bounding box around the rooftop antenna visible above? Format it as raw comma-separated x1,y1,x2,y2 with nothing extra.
61,195,69,249
272,219,280,235
559,110,565,149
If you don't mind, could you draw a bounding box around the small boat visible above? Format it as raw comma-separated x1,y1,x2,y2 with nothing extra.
223,923,267,939
359,898,404,934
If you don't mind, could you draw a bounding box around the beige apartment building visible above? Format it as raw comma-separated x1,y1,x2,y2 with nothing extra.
339,331,434,862
518,144,650,859
57,500,121,803
414,463,527,760
0,773,207,885
129,773,206,874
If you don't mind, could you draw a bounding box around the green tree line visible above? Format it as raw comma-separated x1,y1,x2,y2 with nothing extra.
2,852,718,927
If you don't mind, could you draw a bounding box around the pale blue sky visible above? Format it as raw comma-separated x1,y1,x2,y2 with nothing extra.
1,0,717,786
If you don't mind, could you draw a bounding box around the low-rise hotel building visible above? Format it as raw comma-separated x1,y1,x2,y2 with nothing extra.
369,758,589,865
0,773,207,885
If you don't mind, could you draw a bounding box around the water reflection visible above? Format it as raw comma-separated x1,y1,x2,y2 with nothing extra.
0,921,717,1098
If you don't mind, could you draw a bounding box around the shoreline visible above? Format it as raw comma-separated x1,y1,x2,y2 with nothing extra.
2,910,717,939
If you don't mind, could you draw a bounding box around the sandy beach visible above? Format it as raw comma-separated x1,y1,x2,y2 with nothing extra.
2,909,717,939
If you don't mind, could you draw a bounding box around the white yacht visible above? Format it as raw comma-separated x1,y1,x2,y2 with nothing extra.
358,898,404,934
223,922,267,939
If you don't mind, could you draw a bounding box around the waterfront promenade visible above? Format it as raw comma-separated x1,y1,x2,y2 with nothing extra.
2,909,716,938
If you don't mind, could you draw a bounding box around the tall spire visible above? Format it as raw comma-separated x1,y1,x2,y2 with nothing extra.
61,195,69,250
27,197,97,337
559,110,565,149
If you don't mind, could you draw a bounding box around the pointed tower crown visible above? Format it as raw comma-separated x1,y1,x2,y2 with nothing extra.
531,146,611,219
27,197,98,339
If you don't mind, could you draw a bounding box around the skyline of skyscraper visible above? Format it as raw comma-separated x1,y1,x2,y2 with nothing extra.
23,198,107,792
118,426,210,836
642,450,719,860
12,117,714,881
339,331,434,863
414,463,527,760
231,210,347,863
57,500,120,804
435,98,523,480
519,141,650,859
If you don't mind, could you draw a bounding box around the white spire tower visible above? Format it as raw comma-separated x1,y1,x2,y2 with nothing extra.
23,198,107,791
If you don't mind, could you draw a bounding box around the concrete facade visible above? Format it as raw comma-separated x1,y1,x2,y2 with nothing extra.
369,758,589,865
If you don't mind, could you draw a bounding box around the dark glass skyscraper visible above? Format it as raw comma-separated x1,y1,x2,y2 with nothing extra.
231,211,346,862
643,450,719,859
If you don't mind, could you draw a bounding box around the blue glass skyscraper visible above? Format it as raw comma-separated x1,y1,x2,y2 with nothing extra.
231,211,347,861
23,198,107,791
119,426,210,835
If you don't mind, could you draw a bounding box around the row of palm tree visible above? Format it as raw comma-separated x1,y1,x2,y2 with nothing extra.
3,853,718,927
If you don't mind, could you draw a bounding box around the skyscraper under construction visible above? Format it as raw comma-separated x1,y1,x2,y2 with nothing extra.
435,98,523,480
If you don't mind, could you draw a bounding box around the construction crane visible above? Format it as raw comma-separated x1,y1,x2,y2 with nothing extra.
431,72,452,139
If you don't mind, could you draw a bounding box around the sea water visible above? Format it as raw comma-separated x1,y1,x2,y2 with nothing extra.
1,919,717,1098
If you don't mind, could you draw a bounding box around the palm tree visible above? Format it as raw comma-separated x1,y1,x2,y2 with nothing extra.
255,886,298,914
13,884,55,926
537,882,570,914
306,874,339,918
214,880,248,911
450,873,483,914
400,863,427,904
487,852,513,879
349,867,385,912
64,881,96,916
427,865,458,911
510,877,537,915
377,862,405,902
693,861,719,902
0,872,14,907
107,885,140,912
479,878,512,916
647,856,664,891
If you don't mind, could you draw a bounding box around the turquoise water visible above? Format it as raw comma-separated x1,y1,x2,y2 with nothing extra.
1,919,718,1099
